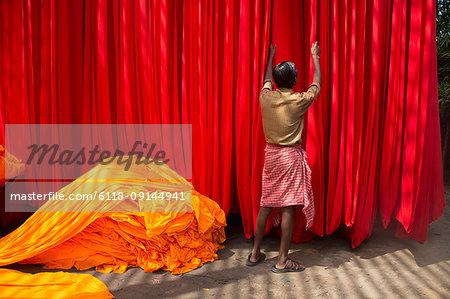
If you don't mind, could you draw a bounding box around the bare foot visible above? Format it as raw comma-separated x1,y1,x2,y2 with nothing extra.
249,250,262,263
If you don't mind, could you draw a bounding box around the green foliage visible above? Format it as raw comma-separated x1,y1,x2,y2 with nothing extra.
437,0,450,38
437,0,450,120
438,35,450,119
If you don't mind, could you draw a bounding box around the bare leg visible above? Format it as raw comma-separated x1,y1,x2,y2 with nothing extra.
250,207,273,262
275,206,303,269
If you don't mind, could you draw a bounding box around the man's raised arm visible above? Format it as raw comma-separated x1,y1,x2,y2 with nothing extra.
263,44,276,83
311,41,321,88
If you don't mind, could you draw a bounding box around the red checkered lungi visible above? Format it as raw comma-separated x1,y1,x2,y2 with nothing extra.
260,143,315,229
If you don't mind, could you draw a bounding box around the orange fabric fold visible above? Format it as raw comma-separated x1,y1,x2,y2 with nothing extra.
0,269,113,299
0,158,226,297
0,145,25,187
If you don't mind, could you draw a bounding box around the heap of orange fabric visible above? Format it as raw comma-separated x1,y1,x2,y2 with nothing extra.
0,156,227,276
0,145,25,187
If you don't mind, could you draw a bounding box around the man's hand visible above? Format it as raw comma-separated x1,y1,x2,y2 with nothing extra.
311,41,320,58
263,44,277,83
269,44,276,58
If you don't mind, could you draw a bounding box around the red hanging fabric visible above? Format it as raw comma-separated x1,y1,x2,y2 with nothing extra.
0,0,444,247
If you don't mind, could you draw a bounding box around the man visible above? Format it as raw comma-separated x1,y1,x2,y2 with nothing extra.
246,42,321,273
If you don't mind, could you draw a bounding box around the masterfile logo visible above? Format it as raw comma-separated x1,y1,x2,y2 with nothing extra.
4,124,192,213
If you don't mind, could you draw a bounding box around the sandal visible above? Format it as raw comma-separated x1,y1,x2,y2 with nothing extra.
271,258,305,273
246,252,266,266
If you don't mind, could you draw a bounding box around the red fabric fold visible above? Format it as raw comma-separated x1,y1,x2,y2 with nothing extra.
0,0,444,247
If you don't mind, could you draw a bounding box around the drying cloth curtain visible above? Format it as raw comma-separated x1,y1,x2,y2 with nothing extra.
0,0,445,247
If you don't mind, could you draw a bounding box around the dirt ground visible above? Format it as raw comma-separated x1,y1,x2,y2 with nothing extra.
3,186,450,299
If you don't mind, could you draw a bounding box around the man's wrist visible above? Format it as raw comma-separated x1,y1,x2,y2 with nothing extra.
312,55,320,60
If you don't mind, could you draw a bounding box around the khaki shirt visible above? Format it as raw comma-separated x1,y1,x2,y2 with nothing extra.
259,80,320,145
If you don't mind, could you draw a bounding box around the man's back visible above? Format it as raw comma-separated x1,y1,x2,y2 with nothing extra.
259,81,320,146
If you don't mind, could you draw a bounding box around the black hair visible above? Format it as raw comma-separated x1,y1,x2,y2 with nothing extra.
272,61,297,89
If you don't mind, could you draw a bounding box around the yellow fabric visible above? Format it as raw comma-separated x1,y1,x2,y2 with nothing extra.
0,157,226,297
0,269,113,299
259,80,321,145
0,145,25,187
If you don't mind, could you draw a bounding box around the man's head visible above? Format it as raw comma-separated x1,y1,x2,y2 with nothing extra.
273,61,298,89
